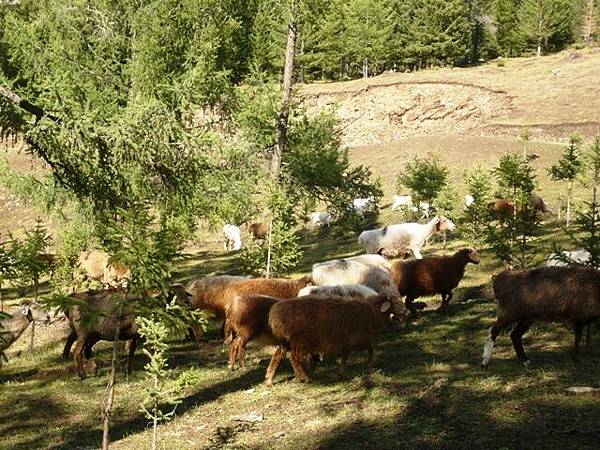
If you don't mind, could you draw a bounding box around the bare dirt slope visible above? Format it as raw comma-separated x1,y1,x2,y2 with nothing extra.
300,49,600,148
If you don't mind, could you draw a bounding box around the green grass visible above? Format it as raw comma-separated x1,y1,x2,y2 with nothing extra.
3,215,600,450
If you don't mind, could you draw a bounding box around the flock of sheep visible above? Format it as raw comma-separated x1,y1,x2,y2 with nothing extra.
1,190,598,386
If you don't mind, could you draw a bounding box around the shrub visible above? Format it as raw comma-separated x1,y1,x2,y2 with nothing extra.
397,154,449,206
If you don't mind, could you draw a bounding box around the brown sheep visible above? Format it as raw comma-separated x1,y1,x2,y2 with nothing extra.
222,276,313,341
248,222,269,240
265,294,408,384
390,248,480,313
184,275,247,341
0,300,51,352
482,266,600,368
226,294,283,370
66,285,192,378
488,199,515,224
529,194,552,214
76,250,131,288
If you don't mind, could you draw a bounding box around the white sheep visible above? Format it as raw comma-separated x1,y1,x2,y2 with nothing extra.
391,195,412,211
311,259,399,298
310,211,333,227
353,196,376,216
297,284,378,299
410,201,431,219
222,224,242,251
465,194,475,208
358,216,456,259
545,249,592,267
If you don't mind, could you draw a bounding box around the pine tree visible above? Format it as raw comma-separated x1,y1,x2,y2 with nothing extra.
495,0,521,56
518,0,576,56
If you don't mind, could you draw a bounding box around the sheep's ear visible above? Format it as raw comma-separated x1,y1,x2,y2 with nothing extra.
380,301,392,313
20,304,31,316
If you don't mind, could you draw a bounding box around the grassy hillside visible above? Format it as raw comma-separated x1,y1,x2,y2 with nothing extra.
2,52,600,450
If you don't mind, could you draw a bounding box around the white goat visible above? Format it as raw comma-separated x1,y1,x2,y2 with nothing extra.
353,196,376,216
222,224,242,251
545,249,593,267
358,216,456,259
310,211,333,227
410,201,431,219
391,195,412,211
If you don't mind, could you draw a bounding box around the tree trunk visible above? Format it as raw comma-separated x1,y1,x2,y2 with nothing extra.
102,306,123,450
566,181,572,226
583,0,596,44
265,220,273,279
152,375,158,450
271,16,297,179
362,58,368,79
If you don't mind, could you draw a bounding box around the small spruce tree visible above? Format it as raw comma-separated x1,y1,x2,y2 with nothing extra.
549,134,584,225
463,164,494,243
486,153,540,268
397,154,450,216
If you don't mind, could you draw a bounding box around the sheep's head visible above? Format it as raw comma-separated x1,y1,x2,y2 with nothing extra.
20,300,51,324
460,247,480,265
169,284,194,306
379,295,409,325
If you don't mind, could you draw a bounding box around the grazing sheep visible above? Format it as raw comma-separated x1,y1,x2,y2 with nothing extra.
265,294,409,384
482,266,600,368
353,196,376,216
66,285,192,378
221,276,313,343
185,275,248,341
390,248,480,313
545,249,592,267
358,216,455,259
314,254,391,271
391,195,412,211
311,259,399,298
248,222,269,240
297,284,378,299
465,194,475,208
222,224,242,251
530,195,552,214
0,300,50,352
310,211,333,227
226,294,283,370
488,199,515,223
77,250,131,288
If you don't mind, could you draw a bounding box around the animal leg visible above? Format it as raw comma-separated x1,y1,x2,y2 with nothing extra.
189,324,204,345
437,292,453,311
63,331,77,360
411,248,423,259
586,324,592,347
265,346,286,386
481,323,502,368
73,333,88,379
336,352,349,379
405,296,418,315
289,347,310,383
510,320,533,365
227,337,240,370
366,343,374,372
83,334,99,359
126,337,138,374
573,321,584,364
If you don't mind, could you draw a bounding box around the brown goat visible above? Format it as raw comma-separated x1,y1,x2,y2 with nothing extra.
265,294,408,384
248,222,269,240
390,248,480,313
222,276,313,341
482,266,600,368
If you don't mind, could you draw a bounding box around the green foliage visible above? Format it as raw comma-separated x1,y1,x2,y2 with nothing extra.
549,134,584,182
434,183,459,219
495,0,522,56
463,164,494,243
518,0,577,55
284,110,383,227
486,153,540,268
137,316,184,446
9,218,53,299
397,154,450,205
561,135,600,267
236,186,302,277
